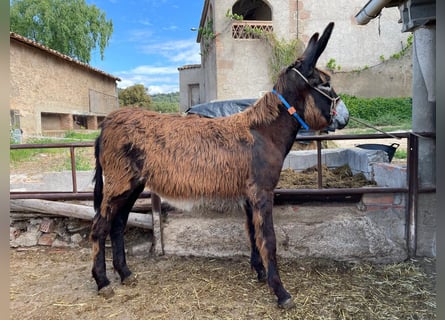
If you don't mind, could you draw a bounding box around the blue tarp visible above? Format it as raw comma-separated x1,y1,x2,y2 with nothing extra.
185,98,257,118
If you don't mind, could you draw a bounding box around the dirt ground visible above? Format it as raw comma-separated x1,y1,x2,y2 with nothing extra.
10,241,435,320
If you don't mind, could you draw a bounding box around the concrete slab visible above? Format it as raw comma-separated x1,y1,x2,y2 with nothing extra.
283,147,390,181
161,203,407,264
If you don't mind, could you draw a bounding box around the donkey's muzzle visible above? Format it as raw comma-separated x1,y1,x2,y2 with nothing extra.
329,100,349,130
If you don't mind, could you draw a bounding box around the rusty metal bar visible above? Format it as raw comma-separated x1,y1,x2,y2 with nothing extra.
10,186,436,201
407,133,419,257
69,146,78,193
294,132,435,141
10,141,94,149
317,140,323,188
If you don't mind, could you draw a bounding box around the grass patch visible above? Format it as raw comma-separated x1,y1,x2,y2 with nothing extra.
61,149,95,171
10,137,65,163
394,149,407,160
63,130,100,141
10,131,98,172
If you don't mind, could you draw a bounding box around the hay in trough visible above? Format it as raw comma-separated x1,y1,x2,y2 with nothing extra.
277,164,376,189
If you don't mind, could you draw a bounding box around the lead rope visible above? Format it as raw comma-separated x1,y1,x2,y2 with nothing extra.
349,116,401,139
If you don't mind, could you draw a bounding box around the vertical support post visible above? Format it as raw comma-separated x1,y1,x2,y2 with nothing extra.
69,146,78,193
150,192,165,255
407,133,418,257
317,140,323,188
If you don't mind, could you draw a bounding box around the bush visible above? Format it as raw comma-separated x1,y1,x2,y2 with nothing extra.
339,94,412,127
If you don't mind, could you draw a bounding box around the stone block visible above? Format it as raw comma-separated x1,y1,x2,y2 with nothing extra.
372,162,407,188
10,227,20,241
10,229,41,247
38,233,57,246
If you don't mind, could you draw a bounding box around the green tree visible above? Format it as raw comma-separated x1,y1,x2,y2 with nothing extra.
118,84,152,109
10,0,113,63
151,92,179,113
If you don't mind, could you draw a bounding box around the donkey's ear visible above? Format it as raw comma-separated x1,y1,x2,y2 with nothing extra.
302,32,319,59
301,22,335,73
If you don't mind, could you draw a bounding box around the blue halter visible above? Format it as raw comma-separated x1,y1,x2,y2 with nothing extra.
271,89,309,130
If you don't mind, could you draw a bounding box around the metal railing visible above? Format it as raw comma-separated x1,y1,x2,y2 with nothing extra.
10,132,435,200
10,132,436,256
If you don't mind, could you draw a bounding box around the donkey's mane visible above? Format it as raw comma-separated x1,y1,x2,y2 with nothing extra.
232,91,282,128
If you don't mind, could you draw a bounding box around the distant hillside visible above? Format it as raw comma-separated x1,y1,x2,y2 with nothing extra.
151,92,179,113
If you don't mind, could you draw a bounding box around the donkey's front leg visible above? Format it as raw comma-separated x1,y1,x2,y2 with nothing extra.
251,190,295,309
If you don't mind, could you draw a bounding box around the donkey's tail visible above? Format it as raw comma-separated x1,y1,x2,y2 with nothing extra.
93,133,104,212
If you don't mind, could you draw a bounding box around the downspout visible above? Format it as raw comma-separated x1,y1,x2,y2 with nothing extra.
354,0,392,25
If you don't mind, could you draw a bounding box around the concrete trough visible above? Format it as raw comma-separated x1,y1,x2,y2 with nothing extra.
161,147,412,263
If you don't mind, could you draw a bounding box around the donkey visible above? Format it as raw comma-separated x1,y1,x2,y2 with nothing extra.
90,22,349,309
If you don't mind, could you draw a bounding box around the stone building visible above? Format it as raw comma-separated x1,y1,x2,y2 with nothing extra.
10,32,120,138
178,0,411,111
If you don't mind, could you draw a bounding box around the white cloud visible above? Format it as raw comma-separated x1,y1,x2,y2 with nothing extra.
148,84,179,94
116,69,181,93
162,25,179,31
127,29,155,42
140,38,201,64
127,65,178,75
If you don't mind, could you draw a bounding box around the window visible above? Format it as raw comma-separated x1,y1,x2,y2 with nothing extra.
231,0,272,39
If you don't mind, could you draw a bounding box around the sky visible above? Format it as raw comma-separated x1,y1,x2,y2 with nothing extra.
87,0,204,94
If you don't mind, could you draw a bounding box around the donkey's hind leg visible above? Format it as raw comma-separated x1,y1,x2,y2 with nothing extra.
109,183,145,286
91,209,113,297
244,200,267,282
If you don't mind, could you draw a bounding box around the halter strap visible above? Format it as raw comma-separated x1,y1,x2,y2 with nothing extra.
292,67,340,116
271,89,309,130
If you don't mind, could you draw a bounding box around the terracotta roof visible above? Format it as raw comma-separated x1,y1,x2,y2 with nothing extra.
178,64,201,71
10,32,121,81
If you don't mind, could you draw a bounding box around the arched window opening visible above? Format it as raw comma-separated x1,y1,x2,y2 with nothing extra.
231,0,273,39
232,0,271,21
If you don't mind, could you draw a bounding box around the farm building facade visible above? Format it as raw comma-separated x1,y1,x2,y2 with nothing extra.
178,0,412,111
10,32,120,138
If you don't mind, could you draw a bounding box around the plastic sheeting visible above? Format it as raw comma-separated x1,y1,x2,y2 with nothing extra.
185,98,257,118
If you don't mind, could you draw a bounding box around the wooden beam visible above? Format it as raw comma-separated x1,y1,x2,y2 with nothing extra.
10,199,153,229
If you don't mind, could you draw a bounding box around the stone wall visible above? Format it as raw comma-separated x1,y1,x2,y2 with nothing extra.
10,37,119,136
332,50,412,98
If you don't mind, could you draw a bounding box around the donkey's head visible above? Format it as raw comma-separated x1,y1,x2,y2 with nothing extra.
273,22,349,131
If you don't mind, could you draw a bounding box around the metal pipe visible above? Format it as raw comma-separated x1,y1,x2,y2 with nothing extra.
354,0,392,25
407,133,419,257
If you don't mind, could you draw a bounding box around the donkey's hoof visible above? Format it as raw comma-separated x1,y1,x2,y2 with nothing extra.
98,286,115,299
257,270,267,283
278,297,295,309
122,273,138,287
